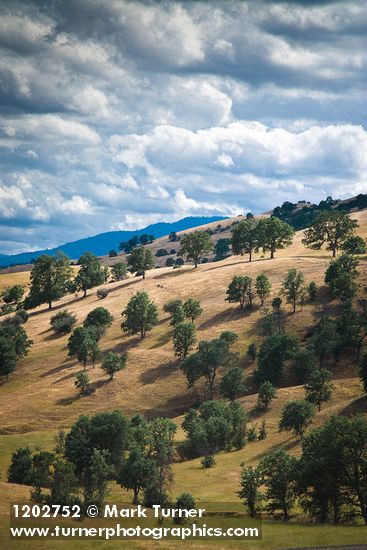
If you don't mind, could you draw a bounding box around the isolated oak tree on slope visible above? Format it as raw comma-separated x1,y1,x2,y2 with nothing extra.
281,268,305,313
75,252,105,298
26,252,73,309
304,368,333,411
182,298,202,323
173,322,196,359
68,327,100,369
101,351,127,380
302,210,358,257
127,247,155,279
111,262,128,281
255,273,271,306
226,275,254,309
231,218,259,262
279,400,316,437
179,231,213,268
121,291,158,339
257,217,294,259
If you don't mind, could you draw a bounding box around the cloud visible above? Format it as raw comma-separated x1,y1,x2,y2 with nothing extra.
0,0,366,253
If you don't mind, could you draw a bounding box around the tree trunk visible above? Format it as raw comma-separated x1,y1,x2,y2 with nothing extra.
249,250,252,262
133,487,139,505
270,248,274,259
142,271,145,279
48,300,52,309
83,288,87,298
293,300,296,313
194,259,198,268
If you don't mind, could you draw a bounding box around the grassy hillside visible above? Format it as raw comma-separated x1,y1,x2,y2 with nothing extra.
0,210,367,549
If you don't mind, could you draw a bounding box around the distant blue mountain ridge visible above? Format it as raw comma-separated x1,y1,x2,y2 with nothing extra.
0,216,227,268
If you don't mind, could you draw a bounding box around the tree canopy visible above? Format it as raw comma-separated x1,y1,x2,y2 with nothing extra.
121,291,158,339
127,247,155,279
257,217,294,259
26,252,73,309
180,332,237,399
179,231,213,268
75,252,105,297
302,210,358,257
231,219,259,262
226,275,254,309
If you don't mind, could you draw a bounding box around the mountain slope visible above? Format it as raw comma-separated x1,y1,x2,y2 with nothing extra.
0,216,226,267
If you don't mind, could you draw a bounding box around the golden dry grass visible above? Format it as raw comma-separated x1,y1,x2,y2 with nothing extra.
0,211,367,548
0,211,366,436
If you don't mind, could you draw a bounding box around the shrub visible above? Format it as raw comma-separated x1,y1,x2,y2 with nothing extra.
15,309,29,323
84,307,113,328
109,250,118,257
247,426,257,442
165,258,175,267
257,381,277,410
201,257,209,264
201,455,216,468
155,249,168,257
1,304,15,316
2,314,25,326
50,310,77,334
174,493,196,524
279,400,316,436
2,285,25,304
175,258,184,266
7,447,33,484
97,288,109,299
101,351,127,379
307,281,317,301
111,262,128,281
170,249,176,255
74,371,90,395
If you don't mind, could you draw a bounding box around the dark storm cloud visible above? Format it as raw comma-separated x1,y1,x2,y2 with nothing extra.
0,0,366,253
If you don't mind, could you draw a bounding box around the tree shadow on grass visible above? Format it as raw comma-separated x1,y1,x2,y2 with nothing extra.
55,378,111,405
53,372,76,384
43,331,66,342
27,278,142,319
149,328,173,349
250,435,299,462
339,395,367,416
143,393,192,419
29,295,85,317
198,306,253,331
139,360,179,385
103,335,142,354
40,361,76,378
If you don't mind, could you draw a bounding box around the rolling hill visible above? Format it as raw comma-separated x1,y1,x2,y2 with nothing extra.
0,209,367,549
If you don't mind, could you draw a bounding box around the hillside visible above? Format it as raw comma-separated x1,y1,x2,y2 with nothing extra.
0,210,367,549
0,208,366,430
0,215,226,268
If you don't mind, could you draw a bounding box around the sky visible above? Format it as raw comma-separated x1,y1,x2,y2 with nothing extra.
1,0,367,254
